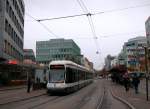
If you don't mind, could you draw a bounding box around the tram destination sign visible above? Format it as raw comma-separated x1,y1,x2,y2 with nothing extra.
50,65,64,69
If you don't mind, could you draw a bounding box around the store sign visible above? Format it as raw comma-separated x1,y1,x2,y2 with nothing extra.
8,60,18,65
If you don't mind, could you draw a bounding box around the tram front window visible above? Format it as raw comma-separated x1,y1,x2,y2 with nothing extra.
50,70,65,83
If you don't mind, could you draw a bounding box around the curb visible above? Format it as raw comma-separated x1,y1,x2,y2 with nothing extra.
0,86,26,91
110,89,136,109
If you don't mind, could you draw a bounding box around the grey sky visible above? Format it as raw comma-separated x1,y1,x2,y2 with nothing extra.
24,0,150,69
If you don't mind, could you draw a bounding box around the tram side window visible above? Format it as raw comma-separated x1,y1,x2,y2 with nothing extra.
74,69,78,82
78,70,81,81
66,68,78,83
87,73,91,79
66,68,73,83
72,69,78,82
81,71,84,80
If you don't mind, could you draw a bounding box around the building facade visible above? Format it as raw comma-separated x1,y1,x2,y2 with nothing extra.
145,16,150,46
81,57,93,70
23,49,35,63
124,36,147,72
36,39,81,65
116,47,127,67
0,0,25,63
104,55,115,71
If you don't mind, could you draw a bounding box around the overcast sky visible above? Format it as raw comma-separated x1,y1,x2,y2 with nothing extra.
24,0,150,69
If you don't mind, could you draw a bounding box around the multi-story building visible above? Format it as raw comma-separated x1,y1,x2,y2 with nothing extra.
145,16,150,46
104,55,115,71
145,16,150,71
36,38,81,65
81,57,93,70
124,36,147,72
23,49,35,63
117,48,127,66
0,0,25,63
110,57,118,68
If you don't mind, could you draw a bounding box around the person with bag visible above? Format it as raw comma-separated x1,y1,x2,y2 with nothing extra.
123,72,130,92
132,74,140,94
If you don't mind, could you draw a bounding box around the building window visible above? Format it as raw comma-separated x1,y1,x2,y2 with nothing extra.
6,0,9,13
6,0,24,38
4,40,7,53
5,19,8,33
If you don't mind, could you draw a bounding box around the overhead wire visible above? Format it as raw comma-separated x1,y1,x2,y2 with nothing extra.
35,3,150,21
76,0,101,54
25,2,150,67
37,13,87,22
76,0,89,13
94,3,150,15
25,2,150,40
25,13,59,38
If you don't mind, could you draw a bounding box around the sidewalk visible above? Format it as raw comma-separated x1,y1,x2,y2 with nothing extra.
107,79,150,109
0,85,26,91
139,79,150,95
0,88,46,105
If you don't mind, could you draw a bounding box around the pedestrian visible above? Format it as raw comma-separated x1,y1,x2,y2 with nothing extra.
132,74,140,94
27,76,32,93
123,72,130,92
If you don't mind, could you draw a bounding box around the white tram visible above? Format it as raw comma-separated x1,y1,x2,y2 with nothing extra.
47,60,93,93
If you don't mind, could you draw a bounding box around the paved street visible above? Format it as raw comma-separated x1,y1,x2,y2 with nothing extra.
0,79,131,109
108,79,150,109
0,88,46,105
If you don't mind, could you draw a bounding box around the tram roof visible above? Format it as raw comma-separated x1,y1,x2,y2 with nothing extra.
49,60,93,72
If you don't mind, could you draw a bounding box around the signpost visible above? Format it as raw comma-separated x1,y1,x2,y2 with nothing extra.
144,46,149,101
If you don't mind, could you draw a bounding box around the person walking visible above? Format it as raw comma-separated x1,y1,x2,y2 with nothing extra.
123,72,130,92
27,77,32,93
132,74,140,94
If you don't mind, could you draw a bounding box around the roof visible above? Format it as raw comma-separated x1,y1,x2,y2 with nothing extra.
49,60,93,72
50,60,76,66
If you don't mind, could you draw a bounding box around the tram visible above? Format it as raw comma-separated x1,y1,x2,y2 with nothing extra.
47,60,93,93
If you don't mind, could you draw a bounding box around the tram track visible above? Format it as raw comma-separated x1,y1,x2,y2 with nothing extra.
72,85,97,109
0,93,47,106
0,83,95,109
32,81,99,109
66,79,103,109
0,84,95,109
0,79,133,109
96,85,105,109
28,96,60,109
97,84,131,109
25,88,92,109
0,94,62,109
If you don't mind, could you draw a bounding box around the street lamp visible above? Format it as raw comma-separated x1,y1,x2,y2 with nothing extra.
143,46,149,101
139,45,149,101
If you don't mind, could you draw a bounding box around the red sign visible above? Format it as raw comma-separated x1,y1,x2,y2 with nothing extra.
8,60,18,65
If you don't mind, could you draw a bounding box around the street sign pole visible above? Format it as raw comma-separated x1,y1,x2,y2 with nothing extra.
144,46,149,101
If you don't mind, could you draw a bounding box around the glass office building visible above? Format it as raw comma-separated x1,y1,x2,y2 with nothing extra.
36,39,81,65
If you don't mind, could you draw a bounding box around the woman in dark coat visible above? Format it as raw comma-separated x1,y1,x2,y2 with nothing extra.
27,77,32,93
132,75,140,94
123,73,130,92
